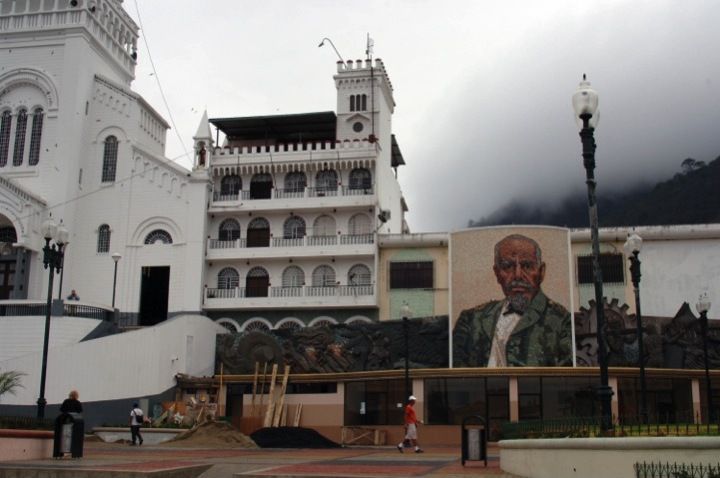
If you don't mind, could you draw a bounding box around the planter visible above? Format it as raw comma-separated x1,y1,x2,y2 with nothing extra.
0,429,53,461
92,427,186,445
500,436,720,478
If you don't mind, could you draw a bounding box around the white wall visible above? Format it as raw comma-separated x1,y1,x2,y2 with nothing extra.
0,314,226,406
640,239,719,319
0,315,101,362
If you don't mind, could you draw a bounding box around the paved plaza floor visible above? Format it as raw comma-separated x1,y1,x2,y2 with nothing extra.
0,442,519,477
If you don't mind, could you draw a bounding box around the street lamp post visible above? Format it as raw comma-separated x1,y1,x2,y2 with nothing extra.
56,241,68,300
696,293,713,422
400,303,413,403
111,252,122,308
37,216,69,418
573,75,613,432
624,233,648,423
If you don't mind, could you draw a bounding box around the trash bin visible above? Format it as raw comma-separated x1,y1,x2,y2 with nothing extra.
53,412,84,458
461,415,487,467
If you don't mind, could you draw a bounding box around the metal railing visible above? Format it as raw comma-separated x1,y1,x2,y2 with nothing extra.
0,301,113,320
0,415,54,430
212,185,374,203
307,186,339,197
502,412,720,440
206,285,373,300
635,462,720,478
208,233,372,249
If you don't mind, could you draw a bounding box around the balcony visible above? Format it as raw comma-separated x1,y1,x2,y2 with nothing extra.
206,234,375,260
209,185,375,212
203,285,375,310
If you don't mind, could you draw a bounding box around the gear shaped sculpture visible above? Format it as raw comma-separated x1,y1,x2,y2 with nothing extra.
575,298,638,367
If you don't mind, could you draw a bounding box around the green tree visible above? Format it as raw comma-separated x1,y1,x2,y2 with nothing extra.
0,370,26,398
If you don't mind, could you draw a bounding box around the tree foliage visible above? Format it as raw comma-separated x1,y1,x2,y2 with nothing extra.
0,369,26,398
469,155,720,228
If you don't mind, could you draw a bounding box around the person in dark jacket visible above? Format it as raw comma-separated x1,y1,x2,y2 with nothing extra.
60,390,83,413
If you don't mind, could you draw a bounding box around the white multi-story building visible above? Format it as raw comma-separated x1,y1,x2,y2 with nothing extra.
195,59,409,331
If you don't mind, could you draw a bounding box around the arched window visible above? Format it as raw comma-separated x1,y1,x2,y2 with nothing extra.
219,219,240,241
349,168,372,190
246,266,269,297
313,215,336,236
348,213,371,235
101,135,118,182
315,169,338,194
361,94,367,111
97,224,111,253
217,267,240,289
28,108,44,166
281,266,305,288
220,175,242,196
247,217,270,247
283,216,306,239
12,109,28,166
284,171,307,193
312,265,336,287
250,172,273,199
348,264,372,286
144,229,173,244
309,317,338,328
0,111,12,167
350,95,355,112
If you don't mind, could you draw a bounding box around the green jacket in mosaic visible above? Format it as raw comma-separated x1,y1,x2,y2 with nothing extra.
453,291,572,367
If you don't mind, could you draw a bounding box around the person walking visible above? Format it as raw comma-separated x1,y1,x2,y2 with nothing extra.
397,395,423,453
129,403,144,446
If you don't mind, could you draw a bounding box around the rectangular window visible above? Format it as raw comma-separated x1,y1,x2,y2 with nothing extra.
390,261,433,289
577,253,624,284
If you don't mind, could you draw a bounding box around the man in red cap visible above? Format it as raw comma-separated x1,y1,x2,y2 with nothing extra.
397,395,423,453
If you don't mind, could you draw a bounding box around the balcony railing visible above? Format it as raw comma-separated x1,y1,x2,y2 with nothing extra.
208,233,373,250
206,285,373,300
211,186,374,203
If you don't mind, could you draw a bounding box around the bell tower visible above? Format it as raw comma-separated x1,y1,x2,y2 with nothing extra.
334,58,395,149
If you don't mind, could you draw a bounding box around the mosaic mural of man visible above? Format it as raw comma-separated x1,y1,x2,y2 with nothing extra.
453,233,572,367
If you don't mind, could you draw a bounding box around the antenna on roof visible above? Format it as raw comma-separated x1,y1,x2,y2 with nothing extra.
366,33,374,61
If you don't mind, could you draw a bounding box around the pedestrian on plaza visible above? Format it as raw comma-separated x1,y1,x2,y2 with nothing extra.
129,402,144,446
397,395,423,453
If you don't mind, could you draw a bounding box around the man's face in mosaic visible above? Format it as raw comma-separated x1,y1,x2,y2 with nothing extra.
493,236,545,313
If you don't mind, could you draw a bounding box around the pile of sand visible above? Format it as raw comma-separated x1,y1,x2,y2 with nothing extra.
161,420,258,448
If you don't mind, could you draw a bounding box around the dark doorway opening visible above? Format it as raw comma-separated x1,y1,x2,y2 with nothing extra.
139,266,170,326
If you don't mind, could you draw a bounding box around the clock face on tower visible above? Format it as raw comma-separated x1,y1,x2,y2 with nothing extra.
353,121,364,133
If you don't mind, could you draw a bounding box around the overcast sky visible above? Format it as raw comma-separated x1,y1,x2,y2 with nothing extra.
126,0,720,232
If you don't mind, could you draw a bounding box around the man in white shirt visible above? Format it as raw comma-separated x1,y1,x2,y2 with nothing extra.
129,403,144,446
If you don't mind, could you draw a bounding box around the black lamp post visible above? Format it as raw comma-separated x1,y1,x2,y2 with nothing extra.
37,216,69,418
111,252,122,308
624,233,648,423
573,75,613,432
696,292,713,422
401,303,412,402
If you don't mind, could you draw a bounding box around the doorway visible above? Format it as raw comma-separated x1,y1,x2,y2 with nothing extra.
139,266,170,326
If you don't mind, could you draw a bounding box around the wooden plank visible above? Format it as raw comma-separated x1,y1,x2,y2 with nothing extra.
272,365,290,427
257,362,268,419
263,363,278,427
293,403,302,427
250,362,259,417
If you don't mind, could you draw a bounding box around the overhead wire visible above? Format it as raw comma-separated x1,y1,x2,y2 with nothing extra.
132,0,191,163
0,151,194,223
